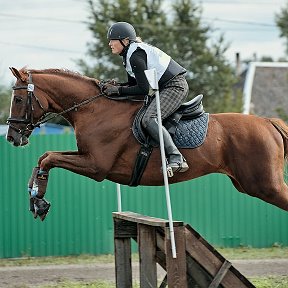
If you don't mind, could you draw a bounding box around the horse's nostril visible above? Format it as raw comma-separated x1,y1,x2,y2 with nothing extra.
6,135,14,143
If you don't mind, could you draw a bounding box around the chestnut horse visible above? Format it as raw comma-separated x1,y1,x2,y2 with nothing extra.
6,67,288,212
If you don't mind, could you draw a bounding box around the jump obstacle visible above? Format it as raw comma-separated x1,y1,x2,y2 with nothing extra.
113,70,255,287
113,211,255,288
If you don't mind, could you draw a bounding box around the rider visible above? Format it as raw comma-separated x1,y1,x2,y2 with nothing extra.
104,21,189,173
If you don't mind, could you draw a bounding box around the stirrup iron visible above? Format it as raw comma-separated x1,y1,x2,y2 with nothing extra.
167,165,174,177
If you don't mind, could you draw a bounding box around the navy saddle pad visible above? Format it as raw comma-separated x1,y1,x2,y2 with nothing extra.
172,112,209,149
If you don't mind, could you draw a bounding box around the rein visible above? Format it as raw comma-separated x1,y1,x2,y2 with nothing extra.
7,73,105,135
40,81,146,124
36,92,105,126
7,75,146,136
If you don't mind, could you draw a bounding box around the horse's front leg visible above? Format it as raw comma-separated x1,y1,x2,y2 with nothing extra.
38,150,109,182
38,150,79,167
29,150,109,221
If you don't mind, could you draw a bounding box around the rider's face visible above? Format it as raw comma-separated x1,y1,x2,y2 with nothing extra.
109,39,129,55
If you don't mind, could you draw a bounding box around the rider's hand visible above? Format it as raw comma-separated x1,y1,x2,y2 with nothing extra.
103,85,120,96
106,79,118,85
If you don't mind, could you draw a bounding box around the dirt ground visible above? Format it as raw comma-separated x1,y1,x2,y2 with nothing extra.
0,259,288,287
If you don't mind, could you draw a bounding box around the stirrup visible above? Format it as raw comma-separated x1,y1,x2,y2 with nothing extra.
167,165,174,177
161,161,174,178
168,160,189,173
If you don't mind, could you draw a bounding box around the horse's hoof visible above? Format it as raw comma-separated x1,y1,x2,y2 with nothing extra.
32,198,51,221
39,212,48,221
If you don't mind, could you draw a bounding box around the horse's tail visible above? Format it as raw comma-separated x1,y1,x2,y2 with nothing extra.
269,118,288,159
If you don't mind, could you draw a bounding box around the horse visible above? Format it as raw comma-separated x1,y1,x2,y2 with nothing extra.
6,67,288,216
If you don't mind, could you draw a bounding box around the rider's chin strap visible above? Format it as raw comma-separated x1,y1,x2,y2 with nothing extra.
119,39,133,57
119,38,134,48
119,39,126,48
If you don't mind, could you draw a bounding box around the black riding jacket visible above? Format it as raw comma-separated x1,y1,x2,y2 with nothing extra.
118,44,186,96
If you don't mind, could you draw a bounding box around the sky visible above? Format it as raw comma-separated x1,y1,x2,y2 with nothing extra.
1,0,287,85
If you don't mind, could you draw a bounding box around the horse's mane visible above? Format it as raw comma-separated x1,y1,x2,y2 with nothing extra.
19,67,98,84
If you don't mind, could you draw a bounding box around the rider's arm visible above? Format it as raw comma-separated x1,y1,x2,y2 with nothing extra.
118,73,137,86
119,49,150,95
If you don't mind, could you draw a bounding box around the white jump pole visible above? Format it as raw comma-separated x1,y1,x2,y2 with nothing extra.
144,68,177,258
116,183,122,212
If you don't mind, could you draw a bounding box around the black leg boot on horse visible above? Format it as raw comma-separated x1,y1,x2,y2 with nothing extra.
146,118,189,173
28,167,51,221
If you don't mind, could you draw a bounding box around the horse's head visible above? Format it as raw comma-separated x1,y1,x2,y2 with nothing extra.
6,67,48,146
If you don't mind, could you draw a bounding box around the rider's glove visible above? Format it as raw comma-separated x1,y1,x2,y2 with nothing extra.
103,85,120,96
106,79,118,86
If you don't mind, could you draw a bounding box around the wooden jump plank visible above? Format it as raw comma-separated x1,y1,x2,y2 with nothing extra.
208,260,232,288
157,227,215,286
138,224,157,288
165,226,188,288
113,211,183,227
114,218,137,238
114,237,132,288
185,224,255,288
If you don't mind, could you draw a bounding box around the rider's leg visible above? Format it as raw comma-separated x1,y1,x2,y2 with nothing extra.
145,117,189,172
142,74,189,172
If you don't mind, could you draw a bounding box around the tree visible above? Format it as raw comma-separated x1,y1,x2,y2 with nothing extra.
276,2,288,55
77,0,169,82
77,0,240,113
168,0,238,112
275,107,288,122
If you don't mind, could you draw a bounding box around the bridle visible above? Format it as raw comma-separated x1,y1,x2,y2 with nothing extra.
6,73,45,136
6,73,107,136
6,73,146,137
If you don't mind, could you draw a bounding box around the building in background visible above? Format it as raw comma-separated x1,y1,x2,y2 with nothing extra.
243,62,288,118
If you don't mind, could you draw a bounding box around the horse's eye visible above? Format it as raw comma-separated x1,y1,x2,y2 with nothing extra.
14,96,23,104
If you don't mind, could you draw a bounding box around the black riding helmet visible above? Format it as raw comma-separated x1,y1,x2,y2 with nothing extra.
107,22,137,41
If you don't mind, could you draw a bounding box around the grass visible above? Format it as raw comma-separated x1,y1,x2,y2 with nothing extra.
0,254,116,267
250,276,288,288
23,277,288,288
1,247,287,287
1,247,287,267
217,246,288,260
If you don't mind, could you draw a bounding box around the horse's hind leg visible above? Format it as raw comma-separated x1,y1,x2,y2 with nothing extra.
255,181,288,211
236,166,288,211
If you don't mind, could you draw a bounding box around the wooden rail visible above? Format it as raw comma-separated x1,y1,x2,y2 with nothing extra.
113,211,255,288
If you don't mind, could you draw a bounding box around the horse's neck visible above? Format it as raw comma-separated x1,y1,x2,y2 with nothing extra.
37,74,99,113
35,73,141,132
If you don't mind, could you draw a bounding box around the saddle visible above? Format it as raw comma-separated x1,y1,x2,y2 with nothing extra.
130,94,207,186
132,94,205,146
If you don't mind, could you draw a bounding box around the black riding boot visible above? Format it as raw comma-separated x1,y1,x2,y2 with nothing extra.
145,118,189,173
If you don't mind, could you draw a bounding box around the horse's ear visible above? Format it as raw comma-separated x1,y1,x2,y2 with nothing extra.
9,67,26,81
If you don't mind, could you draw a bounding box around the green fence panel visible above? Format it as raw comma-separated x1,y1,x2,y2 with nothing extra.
0,134,288,258
121,176,288,248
